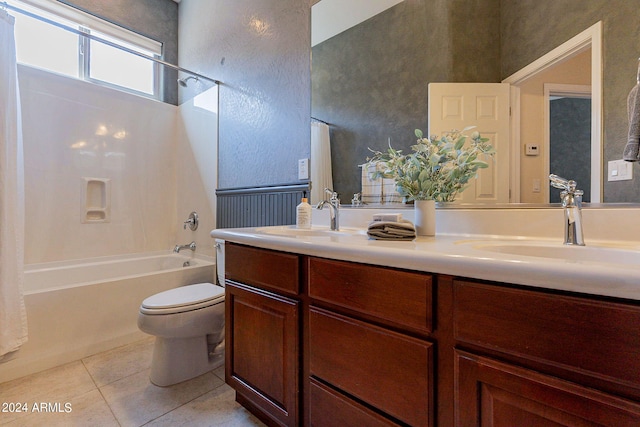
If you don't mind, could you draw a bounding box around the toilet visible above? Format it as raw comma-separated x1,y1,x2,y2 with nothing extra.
137,282,225,386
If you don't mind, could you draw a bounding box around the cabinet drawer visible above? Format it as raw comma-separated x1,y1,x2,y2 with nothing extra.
309,378,399,427
454,280,640,393
225,243,299,295
308,257,433,333
309,307,433,427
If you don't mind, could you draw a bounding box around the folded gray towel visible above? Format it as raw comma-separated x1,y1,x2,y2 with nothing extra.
367,219,416,240
624,83,640,162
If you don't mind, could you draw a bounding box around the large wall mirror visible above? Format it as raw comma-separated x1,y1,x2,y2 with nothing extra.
311,0,640,206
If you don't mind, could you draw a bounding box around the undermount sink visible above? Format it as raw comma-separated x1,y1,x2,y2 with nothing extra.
255,225,363,238
472,241,640,266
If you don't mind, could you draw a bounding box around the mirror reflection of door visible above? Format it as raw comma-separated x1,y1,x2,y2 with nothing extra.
548,90,592,203
428,83,511,204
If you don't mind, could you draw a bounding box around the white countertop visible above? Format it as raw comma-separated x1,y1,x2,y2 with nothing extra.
211,207,640,301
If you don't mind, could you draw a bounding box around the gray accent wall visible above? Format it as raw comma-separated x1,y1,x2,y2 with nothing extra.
216,184,309,228
549,98,592,203
179,0,311,191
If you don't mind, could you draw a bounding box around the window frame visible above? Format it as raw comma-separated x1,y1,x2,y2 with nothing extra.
8,0,163,99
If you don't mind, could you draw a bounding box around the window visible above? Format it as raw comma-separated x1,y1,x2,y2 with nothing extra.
7,0,162,98
85,31,159,95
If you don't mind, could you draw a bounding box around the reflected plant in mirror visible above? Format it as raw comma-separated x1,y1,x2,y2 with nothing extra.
368,128,495,202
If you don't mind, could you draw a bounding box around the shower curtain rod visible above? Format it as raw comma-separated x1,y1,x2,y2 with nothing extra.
2,1,221,85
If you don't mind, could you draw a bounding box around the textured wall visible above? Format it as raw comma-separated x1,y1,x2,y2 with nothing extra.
179,0,311,190
550,98,592,203
58,0,179,104
312,0,500,202
501,0,640,202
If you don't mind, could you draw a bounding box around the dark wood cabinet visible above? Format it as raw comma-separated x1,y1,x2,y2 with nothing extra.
453,280,640,426
307,257,433,334
308,307,433,427
308,378,398,427
455,351,640,426
307,258,434,427
225,243,300,427
223,242,640,427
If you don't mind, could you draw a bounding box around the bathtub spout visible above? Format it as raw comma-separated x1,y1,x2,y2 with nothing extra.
174,241,196,253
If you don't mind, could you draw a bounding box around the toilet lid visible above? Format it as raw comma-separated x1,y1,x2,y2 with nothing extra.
141,283,224,311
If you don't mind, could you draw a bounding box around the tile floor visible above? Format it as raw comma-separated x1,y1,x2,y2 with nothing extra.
0,337,265,426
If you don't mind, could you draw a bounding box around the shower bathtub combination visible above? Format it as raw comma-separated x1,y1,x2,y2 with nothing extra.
0,252,215,383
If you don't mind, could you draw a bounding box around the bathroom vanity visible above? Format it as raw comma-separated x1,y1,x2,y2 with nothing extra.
212,209,640,427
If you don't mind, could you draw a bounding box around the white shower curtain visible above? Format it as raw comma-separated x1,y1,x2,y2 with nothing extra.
310,121,333,204
0,9,28,358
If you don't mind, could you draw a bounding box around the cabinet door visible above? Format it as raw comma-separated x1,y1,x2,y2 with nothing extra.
455,351,640,427
226,281,299,427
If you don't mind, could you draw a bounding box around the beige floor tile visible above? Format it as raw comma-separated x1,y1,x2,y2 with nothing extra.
146,383,265,427
2,389,119,427
83,336,154,387
212,364,225,382
101,368,223,427
0,361,96,425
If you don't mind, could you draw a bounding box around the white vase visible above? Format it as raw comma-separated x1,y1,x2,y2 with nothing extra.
414,199,436,236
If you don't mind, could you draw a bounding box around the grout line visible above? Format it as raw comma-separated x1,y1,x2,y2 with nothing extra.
95,385,123,427
80,359,100,389
139,371,228,426
77,359,122,426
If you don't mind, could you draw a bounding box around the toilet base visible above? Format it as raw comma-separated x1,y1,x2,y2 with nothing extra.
149,336,224,387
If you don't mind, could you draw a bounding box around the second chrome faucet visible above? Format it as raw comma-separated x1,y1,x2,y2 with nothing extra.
549,174,585,246
316,188,340,231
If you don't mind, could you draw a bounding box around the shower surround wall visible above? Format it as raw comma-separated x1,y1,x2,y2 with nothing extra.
19,65,218,264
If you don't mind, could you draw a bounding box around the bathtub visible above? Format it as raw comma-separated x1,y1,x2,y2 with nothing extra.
0,252,216,383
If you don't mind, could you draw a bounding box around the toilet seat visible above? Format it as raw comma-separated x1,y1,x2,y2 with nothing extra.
140,282,224,315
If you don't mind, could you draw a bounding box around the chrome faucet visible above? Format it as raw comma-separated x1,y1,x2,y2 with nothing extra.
549,174,585,246
316,188,340,230
174,241,196,253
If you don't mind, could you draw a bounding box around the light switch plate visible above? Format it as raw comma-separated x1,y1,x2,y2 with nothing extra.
608,159,633,181
525,143,540,156
298,158,309,180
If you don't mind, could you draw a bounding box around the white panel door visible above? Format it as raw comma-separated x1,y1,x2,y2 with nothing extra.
428,83,510,203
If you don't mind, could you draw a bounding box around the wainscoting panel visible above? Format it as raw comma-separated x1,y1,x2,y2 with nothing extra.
216,183,310,229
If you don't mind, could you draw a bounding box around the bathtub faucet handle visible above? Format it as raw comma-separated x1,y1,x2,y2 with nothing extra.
183,211,199,231
174,241,196,253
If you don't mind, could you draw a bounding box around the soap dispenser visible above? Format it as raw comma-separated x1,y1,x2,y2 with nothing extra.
296,193,312,229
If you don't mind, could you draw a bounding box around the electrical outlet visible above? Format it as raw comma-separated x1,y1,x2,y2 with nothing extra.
608,159,633,181
298,158,309,180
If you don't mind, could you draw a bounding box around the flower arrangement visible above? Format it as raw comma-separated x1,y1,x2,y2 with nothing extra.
368,127,495,202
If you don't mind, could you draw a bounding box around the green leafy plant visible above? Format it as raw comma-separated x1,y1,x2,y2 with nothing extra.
368,127,495,202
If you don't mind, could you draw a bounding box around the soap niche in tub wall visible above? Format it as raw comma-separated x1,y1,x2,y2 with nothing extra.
82,177,111,223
